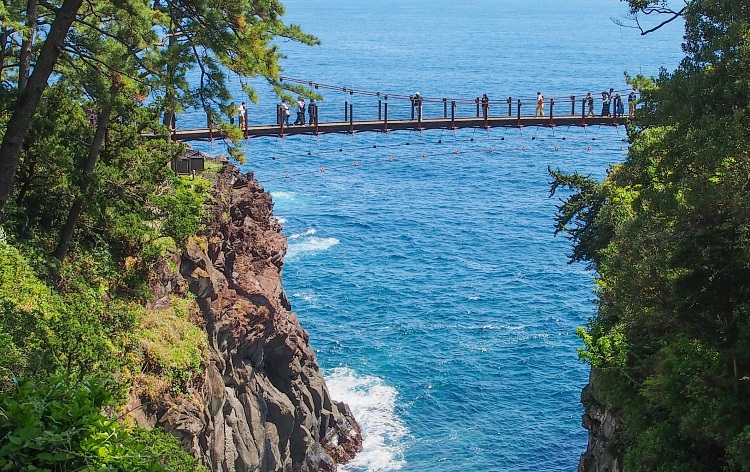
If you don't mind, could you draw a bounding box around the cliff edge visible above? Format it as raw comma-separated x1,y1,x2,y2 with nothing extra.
148,163,362,471
578,372,623,472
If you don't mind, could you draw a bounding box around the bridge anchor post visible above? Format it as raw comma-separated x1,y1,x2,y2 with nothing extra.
383,99,389,133
516,99,522,128
451,100,456,130
550,98,555,127
349,103,354,134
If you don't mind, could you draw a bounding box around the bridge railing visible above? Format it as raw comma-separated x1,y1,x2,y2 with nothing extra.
161,78,638,138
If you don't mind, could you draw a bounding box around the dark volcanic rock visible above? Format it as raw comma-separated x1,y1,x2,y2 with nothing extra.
578,372,623,472
151,164,362,471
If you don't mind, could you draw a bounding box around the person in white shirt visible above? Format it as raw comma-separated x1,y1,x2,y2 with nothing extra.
281,99,290,126
238,102,246,128
295,97,306,125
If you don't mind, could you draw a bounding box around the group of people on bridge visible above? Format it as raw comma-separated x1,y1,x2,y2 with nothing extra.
279,97,319,126
532,88,638,118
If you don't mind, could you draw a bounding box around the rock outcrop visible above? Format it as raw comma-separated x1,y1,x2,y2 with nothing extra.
148,163,361,471
578,372,623,472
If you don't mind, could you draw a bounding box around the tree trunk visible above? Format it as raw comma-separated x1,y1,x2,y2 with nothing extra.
15,155,36,206
54,96,114,263
0,0,83,214
19,0,38,92
0,29,10,77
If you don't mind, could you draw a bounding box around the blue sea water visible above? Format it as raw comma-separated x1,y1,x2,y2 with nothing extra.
189,2,684,470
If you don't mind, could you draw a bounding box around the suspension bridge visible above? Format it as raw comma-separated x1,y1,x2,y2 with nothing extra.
157,77,635,143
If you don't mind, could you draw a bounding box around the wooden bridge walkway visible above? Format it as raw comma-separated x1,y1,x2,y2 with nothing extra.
162,114,626,142
152,76,634,142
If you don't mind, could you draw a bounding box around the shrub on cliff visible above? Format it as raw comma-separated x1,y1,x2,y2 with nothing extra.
0,376,206,471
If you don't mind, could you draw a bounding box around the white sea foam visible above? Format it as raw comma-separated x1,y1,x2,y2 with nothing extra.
292,290,318,306
275,217,287,224
286,232,338,260
270,191,296,201
289,228,317,240
325,367,407,472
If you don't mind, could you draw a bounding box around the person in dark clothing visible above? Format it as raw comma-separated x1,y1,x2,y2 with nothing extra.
413,92,423,120
586,93,595,117
601,91,611,116
628,88,637,116
481,93,489,118
294,97,306,125
308,98,317,124
614,93,624,117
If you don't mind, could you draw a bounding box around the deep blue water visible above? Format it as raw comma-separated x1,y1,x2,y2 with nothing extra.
189,2,684,470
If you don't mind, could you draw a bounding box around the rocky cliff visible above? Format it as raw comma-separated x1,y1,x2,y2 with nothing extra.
147,162,362,471
578,372,623,472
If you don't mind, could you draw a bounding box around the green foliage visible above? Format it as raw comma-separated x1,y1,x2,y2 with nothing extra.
0,239,136,395
0,376,207,471
137,295,207,399
554,1,750,470
150,176,211,247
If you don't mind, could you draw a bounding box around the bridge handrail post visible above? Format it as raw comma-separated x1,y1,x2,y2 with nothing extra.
516,99,521,128
451,100,456,130
475,97,480,118
378,99,382,121
550,98,555,127
581,97,586,126
244,107,248,139
207,112,213,142
571,95,576,116
417,100,422,130
314,104,319,135
278,105,284,137
411,97,415,120
507,97,512,117
344,101,348,122
384,97,388,132
443,98,447,119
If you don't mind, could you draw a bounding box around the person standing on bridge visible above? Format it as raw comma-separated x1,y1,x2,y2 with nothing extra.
281,99,291,126
413,92,423,121
308,98,317,124
481,94,489,118
239,102,246,128
628,88,637,116
614,93,624,117
294,97,306,125
586,92,595,117
601,91,611,117
535,92,545,117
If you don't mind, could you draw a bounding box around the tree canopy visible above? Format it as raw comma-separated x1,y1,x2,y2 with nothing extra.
0,0,318,212
551,1,750,469
0,0,317,467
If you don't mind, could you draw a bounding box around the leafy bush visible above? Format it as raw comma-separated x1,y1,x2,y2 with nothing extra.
0,376,207,471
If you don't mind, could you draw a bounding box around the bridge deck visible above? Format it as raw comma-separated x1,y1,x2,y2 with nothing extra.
160,115,626,141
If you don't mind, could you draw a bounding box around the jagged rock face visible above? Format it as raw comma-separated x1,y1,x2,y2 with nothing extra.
578,372,623,472
155,164,361,471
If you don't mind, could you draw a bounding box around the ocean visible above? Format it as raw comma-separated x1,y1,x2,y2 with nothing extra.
189,1,684,470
